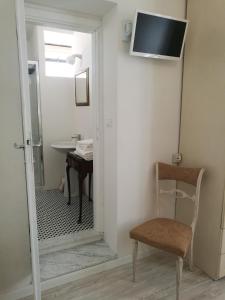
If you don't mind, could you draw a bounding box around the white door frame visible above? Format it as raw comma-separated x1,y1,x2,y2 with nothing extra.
15,1,41,300
24,2,104,233
15,1,104,298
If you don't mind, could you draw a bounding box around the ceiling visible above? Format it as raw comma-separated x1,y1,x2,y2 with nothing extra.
25,0,116,17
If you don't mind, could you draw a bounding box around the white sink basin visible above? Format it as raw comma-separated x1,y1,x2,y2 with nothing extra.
51,141,76,153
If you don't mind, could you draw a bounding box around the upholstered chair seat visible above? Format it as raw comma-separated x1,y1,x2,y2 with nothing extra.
130,218,192,258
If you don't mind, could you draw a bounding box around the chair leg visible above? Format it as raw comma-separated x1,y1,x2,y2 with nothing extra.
132,240,138,282
189,238,194,271
176,257,183,300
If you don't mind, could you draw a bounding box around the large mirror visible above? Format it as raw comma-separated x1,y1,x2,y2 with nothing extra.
75,68,89,106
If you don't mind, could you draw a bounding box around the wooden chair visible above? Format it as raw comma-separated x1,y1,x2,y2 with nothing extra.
130,162,205,300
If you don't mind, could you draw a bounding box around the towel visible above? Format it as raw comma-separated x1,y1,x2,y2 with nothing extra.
76,139,93,151
75,150,93,161
75,139,93,161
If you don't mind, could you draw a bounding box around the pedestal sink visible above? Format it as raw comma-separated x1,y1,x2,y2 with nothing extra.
51,141,78,197
51,141,76,153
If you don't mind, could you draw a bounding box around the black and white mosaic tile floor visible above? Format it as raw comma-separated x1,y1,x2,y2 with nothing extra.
36,189,94,241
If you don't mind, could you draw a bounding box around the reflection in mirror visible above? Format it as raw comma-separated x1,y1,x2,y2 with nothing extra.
75,68,89,106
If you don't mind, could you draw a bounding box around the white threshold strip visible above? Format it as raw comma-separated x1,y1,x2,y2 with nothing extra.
39,230,103,255
1,248,155,300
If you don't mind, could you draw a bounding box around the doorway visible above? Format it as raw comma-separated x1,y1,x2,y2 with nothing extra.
14,0,118,297
27,26,95,241
25,22,117,283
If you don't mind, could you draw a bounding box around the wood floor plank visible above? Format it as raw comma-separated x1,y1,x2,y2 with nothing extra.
23,251,225,300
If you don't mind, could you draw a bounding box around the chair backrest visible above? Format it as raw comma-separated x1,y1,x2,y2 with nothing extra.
155,162,205,234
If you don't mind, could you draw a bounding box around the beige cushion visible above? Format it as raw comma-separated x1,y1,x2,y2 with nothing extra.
130,218,192,258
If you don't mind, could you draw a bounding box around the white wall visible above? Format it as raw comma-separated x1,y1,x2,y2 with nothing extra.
41,77,76,189
74,32,93,141
103,5,118,252
103,0,185,256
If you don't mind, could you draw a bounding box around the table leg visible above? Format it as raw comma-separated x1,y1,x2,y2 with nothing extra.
89,172,92,202
78,174,84,224
66,162,71,205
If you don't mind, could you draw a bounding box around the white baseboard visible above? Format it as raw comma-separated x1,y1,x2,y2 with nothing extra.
1,248,157,300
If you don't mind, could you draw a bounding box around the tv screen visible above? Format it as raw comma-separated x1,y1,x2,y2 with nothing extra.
130,11,188,60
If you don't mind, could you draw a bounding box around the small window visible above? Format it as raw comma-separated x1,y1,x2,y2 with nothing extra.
44,30,75,78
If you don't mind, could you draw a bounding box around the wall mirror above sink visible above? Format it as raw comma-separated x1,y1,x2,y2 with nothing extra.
75,68,90,106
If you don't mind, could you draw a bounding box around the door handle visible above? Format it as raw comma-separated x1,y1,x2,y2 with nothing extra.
14,142,25,149
14,140,41,149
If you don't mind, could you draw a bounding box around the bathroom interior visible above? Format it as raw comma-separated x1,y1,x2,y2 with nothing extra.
26,23,116,281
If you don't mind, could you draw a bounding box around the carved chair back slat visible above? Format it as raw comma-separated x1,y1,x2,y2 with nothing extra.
156,162,205,232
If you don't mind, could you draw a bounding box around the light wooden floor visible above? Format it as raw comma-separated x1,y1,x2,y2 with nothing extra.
24,251,225,300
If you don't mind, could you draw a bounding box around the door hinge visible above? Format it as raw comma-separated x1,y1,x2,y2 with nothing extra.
172,153,182,164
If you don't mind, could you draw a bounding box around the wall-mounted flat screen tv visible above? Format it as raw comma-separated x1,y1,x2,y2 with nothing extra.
130,11,188,61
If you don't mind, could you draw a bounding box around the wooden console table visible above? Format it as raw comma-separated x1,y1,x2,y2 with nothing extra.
66,152,93,223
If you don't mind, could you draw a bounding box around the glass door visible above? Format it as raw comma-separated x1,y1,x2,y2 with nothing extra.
28,61,44,188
